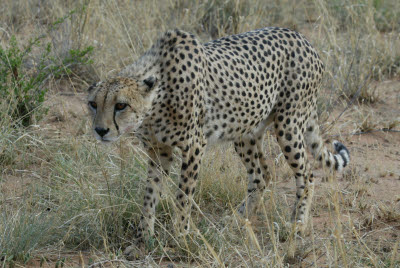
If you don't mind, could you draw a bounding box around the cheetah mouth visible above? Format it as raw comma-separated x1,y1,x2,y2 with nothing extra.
95,136,120,144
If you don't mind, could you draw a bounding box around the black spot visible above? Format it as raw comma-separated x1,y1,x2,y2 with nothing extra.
182,163,188,170
311,143,318,149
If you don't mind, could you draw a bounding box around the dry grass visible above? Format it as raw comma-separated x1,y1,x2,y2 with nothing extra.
1,0,400,267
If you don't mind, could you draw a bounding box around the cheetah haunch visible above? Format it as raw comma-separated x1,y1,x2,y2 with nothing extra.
87,27,350,258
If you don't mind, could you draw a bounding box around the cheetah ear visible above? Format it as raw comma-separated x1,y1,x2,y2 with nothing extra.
87,82,98,92
142,76,157,92
140,76,159,106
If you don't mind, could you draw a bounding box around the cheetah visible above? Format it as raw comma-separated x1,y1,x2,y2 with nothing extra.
87,27,350,257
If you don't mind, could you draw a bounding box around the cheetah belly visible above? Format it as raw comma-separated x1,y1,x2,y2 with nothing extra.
203,99,276,145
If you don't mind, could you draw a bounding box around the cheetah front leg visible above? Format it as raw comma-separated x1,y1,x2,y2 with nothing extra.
124,144,173,259
175,138,206,235
234,136,269,218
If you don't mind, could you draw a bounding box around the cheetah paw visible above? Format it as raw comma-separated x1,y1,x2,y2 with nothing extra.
237,199,259,218
123,243,145,260
285,220,310,236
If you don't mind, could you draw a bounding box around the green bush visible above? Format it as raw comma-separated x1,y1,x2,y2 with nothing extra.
0,35,93,127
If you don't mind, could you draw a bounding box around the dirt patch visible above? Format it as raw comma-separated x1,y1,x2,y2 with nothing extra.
42,93,89,136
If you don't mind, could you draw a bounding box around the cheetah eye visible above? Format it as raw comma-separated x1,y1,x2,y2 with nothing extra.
115,103,128,111
88,101,97,109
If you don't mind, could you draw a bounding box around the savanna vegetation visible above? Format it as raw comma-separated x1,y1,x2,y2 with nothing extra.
1,0,399,267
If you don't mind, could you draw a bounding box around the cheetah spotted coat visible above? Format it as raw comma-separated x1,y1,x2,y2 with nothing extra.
92,27,350,256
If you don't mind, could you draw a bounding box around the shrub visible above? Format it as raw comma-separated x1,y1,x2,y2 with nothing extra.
0,35,93,127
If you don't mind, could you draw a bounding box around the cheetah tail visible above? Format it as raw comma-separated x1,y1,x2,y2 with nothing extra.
304,119,350,172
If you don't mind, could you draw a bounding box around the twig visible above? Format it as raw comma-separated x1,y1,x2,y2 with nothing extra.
305,251,327,268
328,128,400,138
321,72,371,135
87,259,133,268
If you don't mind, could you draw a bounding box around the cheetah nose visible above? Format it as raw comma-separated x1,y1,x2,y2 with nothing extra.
95,127,110,137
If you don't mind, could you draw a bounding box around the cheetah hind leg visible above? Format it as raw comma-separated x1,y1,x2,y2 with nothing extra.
274,122,315,235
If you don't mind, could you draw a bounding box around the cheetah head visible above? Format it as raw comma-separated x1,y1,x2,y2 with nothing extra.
87,76,158,143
